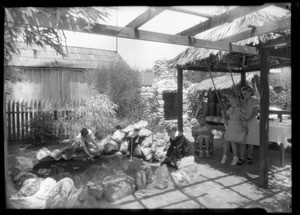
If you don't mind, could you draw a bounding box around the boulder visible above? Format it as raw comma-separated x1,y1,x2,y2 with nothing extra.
36,147,52,161
87,181,104,200
123,124,134,133
37,168,52,176
152,164,170,190
19,178,42,197
133,144,142,157
134,168,147,190
51,149,63,161
98,136,119,155
164,135,170,143
119,140,129,154
45,177,82,208
141,146,152,161
177,156,195,169
102,175,135,202
13,172,38,188
156,133,164,139
127,130,139,138
133,120,148,130
112,129,126,143
170,170,191,187
155,139,165,147
154,148,166,162
152,134,157,141
138,128,152,137
13,156,34,173
34,177,57,200
141,136,152,147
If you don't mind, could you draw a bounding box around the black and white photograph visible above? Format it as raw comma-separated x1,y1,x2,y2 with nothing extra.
3,3,292,211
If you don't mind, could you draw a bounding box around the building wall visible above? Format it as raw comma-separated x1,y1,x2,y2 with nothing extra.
5,67,88,103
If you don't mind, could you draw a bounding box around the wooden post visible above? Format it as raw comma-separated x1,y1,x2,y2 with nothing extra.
177,66,183,132
241,71,246,88
7,100,11,140
12,100,16,139
259,48,270,189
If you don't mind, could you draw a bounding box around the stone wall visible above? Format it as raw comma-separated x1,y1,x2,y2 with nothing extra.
138,78,193,131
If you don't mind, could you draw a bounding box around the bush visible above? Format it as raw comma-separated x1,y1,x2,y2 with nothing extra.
86,62,144,120
27,108,57,144
61,94,119,140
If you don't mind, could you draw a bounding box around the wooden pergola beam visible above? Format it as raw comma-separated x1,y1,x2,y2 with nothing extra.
177,4,271,36
218,17,291,43
125,7,166,28
9,13,259,55
168,7,212,18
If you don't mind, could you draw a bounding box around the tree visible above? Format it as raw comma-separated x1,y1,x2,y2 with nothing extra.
4,7,110,82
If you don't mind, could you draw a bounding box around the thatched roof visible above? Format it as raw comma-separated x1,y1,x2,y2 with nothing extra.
7,43,129,69
168,10,291,71
188,73,255,94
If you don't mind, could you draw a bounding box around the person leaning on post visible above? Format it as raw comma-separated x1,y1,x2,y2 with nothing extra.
160,124,194,169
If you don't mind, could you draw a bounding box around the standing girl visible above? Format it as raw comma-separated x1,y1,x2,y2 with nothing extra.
221,94,246,165
237,85,260,165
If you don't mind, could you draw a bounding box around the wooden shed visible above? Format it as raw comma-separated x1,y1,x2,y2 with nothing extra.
5,43,129,106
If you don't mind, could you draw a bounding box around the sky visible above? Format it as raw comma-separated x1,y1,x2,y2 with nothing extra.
63,6,289,70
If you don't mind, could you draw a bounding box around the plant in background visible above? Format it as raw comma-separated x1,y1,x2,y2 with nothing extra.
86,62,144,121
61,94,119,140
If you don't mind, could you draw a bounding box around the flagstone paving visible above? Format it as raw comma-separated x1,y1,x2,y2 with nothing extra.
115,162,292,212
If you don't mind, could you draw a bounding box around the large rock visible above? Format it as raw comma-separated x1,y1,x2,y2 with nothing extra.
51,149,63,161
152,164,170,190
112,130,126,143
123,124,134,133
141,135,152,147
36,147,52,161
170,170,191,187
102,175,135,202
19,178,42,197
154,147,166,162
87,181,104,200
138,128,152,137
156,133,164,139
155,139,165,147
141,146,152,161
133,120,148,130
119,140,129,154
13,156,34,173
45,177,82,208
13,172,38,189
133,144,142,157
134,168,147,190
34,177,57,200
127,130,139,138
177,156,195,169
98,136,119,155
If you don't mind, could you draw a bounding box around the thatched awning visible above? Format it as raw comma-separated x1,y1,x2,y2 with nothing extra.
168,10,291,72
188,73,255,94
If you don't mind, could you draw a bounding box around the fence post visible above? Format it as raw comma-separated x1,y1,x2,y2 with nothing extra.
7,100,11,139
12,100,16,139
25,101,29,138
21,100,25,139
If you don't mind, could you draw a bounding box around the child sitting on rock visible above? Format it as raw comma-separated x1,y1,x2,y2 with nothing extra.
191,116,212,158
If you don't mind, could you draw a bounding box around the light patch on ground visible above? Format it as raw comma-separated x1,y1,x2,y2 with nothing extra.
259,191,292,212
182,181,224,198
196,188,250,208
140,190,189,208
231,182,272,201
193,164,228,178
215,175,247,187
120,201,144,209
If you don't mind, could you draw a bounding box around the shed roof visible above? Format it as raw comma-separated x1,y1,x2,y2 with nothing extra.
7,43,129,69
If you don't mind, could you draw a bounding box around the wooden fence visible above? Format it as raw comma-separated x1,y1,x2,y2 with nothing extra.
6,98,84,141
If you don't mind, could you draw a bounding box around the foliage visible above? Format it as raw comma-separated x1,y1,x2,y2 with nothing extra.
27,108,58,144
59,94,119,140
86,62,145,121
153,59,177,82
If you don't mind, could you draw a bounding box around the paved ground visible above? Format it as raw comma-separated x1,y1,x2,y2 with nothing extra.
111,138,292,212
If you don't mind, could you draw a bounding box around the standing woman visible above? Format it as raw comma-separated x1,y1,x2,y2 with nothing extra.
237,85,260,165
221,94,246,165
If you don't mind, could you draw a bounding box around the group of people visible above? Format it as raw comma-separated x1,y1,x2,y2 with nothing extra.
190,85,260,166
57,85,259,170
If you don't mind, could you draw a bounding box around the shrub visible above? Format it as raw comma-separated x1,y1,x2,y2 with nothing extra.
61,94,119,140
86,62,144,120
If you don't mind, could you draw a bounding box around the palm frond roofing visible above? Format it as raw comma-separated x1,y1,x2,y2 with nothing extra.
7,42,129,69
188,73,256,94
169,10,288,67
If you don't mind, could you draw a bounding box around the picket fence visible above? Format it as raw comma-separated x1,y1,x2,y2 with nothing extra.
5,98,84,141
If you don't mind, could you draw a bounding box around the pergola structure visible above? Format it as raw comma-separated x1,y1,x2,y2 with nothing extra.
7,3,291,188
